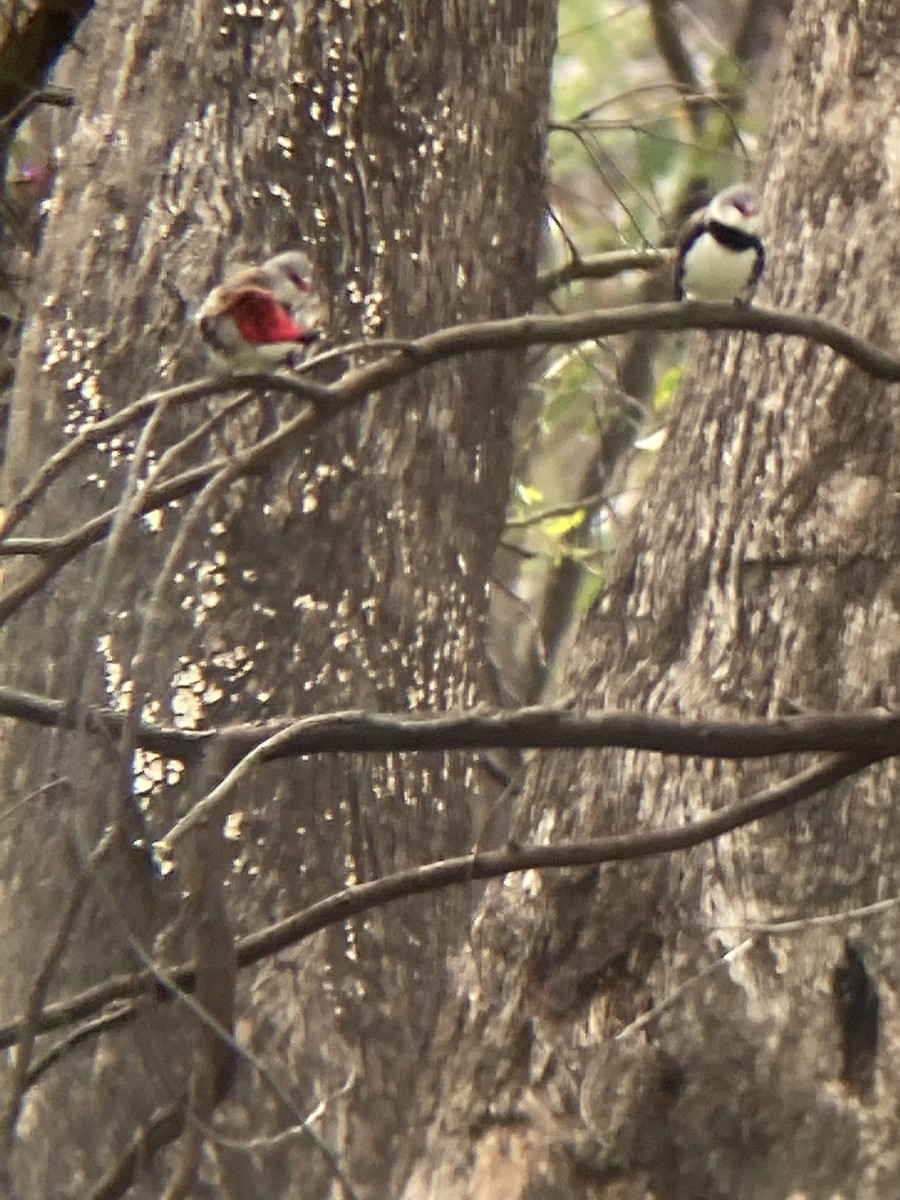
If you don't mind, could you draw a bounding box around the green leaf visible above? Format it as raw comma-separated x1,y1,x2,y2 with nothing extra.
515,482,545,507
654,365,683,413
543,510,587,539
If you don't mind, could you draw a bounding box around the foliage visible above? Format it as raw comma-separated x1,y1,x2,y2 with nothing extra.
500,0,768,699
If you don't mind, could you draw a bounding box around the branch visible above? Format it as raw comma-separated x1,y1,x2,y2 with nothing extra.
0,749,880,1054
331,302,900,387
239,751,879,959
25,1003,134,1090
86,1104,185,1200
0,378,263,542
3,301,899,623
5,687,900,772
0,685,211,768
505,490,608,530
0,374,331,550
0,83,74,132
536,249,668,295
648,0,704,134
0,380,333,622
0,1,93,146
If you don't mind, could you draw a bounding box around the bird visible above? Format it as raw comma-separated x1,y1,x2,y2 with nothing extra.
197,250,325,373
674,184,765,304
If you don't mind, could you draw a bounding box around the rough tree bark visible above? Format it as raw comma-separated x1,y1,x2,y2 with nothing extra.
408,3,900,1197
0,1,555,1197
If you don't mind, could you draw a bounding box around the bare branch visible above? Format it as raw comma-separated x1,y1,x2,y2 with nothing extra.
536,248,668,295
0,823,112,1151
0,749,879,1055
505,490,608,530
328,302,900,388
1,302,898,626
0,380,255,542
4,302,899,558
647,0,704,134
213,705,900,762
614,937,758,1042
6,688,900,777
86,1104,185,1200
241,750,879,956
0,379,332,623
716,895,900,937
25,1002,134,1090
0,1,93,147
0,82,74,132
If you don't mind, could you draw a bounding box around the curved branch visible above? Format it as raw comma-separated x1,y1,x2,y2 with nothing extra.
238,751,880,959
86,1104,185,1200
0,379,259,542
0,749,880,1053
2,686,900,776
331,303,900,392
2,302,898,624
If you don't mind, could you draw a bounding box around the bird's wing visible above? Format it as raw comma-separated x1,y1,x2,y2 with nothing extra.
229,288,318,346
750,240,765,288
673,209,707,299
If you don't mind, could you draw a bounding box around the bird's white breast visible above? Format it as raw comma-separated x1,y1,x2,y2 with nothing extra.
681,233,758,302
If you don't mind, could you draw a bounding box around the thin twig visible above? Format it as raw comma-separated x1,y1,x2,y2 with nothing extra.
505,491,608,530
86,1103,185,1200
716,895,900,937
614,937,758,1042
0,832,98,1148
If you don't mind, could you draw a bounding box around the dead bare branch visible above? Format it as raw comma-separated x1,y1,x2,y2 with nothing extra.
86,1103,185,1200
0,823,112,1151
4,688,900,778
1,301,898,628
536,248,668,294
0,748,879,1056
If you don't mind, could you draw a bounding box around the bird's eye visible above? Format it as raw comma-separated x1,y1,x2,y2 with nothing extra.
287,271,312,293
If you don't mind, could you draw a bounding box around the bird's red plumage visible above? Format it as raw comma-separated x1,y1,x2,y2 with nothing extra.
231,291,309,346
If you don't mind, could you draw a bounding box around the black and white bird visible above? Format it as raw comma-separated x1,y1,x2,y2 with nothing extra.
674,184,764,304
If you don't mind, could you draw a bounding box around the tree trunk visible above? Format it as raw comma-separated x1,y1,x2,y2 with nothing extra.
0,2,556,1196
407,3,900,1197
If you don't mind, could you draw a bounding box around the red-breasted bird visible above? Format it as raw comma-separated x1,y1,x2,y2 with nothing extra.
197,250,324,372
674,185,765,304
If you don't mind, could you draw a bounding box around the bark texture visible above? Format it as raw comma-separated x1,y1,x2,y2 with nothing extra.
0,1,555,1196
408,3,900,1197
